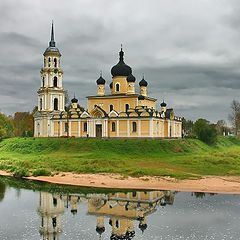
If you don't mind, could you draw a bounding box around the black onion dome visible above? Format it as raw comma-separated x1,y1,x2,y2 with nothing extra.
109,82,113,89
160,101,167,107
96,76,106,85
71,97,78,103
96,226,105,235
127,73,136,82
139,77,148,87
111,47,132,77
138,95,145,100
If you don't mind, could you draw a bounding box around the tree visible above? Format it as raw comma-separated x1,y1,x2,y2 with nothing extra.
182,117,194,137
193,118,217,145
215,120,227,136
229,100,240,135
0,112,14,139
13,112,34,137
65,90,70,105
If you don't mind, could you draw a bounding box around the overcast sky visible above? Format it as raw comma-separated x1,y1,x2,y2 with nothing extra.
1,0,240,122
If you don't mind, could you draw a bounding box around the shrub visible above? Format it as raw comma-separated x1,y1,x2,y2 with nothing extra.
13,168,30,178
32,168,51,177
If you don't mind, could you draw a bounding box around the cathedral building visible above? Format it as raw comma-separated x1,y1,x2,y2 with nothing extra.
34,24,182,138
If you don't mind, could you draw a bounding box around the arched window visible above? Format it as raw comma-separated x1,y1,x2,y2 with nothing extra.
132,122,137,132
112,122,116,132
48,57,51,67
53,76,58,87
44,58,46,67
40,98,43,110
54,58,57,68
110,104,113,112
54,98,58,111
84,122,87,132
42,77,45,87
125,104,129,112
116,83,120,92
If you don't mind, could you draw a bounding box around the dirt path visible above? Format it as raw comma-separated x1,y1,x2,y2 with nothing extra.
1,170,240,194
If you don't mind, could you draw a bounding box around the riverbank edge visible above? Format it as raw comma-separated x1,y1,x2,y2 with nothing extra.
1,170,240,194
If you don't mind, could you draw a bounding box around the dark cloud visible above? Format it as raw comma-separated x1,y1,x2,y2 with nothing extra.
0,0,240,123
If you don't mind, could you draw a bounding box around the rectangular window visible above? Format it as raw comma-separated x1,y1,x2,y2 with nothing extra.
64,123,68,132
84,122,87,132
132,122,137,132
112,122,116,132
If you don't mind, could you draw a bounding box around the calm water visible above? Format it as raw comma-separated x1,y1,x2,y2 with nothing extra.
0,177,240,240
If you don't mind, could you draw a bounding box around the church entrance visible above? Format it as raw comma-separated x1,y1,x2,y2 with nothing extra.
96,124,102,138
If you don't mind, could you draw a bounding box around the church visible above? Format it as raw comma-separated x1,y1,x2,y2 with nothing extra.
34,24,182,138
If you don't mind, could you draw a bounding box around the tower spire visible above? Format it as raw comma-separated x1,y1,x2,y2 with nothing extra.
49,21,56,47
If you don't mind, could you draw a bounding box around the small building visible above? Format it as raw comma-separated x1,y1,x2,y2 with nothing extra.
34,23,182,138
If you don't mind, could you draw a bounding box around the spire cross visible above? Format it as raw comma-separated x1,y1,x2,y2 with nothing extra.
100,70,102,77
119,44,124,61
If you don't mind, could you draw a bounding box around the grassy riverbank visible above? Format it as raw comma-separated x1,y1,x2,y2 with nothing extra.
0,137,240,179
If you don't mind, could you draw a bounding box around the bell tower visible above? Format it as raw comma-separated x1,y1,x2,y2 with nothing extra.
34,22,65,137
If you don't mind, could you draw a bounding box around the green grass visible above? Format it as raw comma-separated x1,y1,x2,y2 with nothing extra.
1,136,240,179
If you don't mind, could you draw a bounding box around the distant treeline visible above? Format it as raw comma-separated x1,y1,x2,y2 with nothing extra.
0,107,36,139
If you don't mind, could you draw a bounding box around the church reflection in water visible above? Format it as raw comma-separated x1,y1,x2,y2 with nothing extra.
38,190,175,240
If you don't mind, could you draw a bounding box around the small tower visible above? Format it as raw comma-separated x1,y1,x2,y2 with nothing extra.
34,22,65,137
111,46,132,95
126,73,136,94
139,76,148,97
138,95,145,106
71,95,78,109
160,101,167,112
96,72,106,96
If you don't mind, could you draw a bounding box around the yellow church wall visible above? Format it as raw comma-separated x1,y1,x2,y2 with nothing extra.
81,121,88,137
164,121,169,138
140,120,150,136
88,96,138,113
53,121,59,136
140,99,156,109
129,120,138,137
119,119,128,137
108,120,117,137
70,121,78,137
174,121,182,138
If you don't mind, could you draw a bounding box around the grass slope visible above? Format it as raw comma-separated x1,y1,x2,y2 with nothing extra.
1,137,240,179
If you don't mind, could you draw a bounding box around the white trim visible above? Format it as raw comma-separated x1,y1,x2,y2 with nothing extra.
150,118,153,137
78,121,81,137
116,120,119,137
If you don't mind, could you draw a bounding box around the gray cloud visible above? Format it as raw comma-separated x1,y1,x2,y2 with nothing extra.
0,0,240,123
